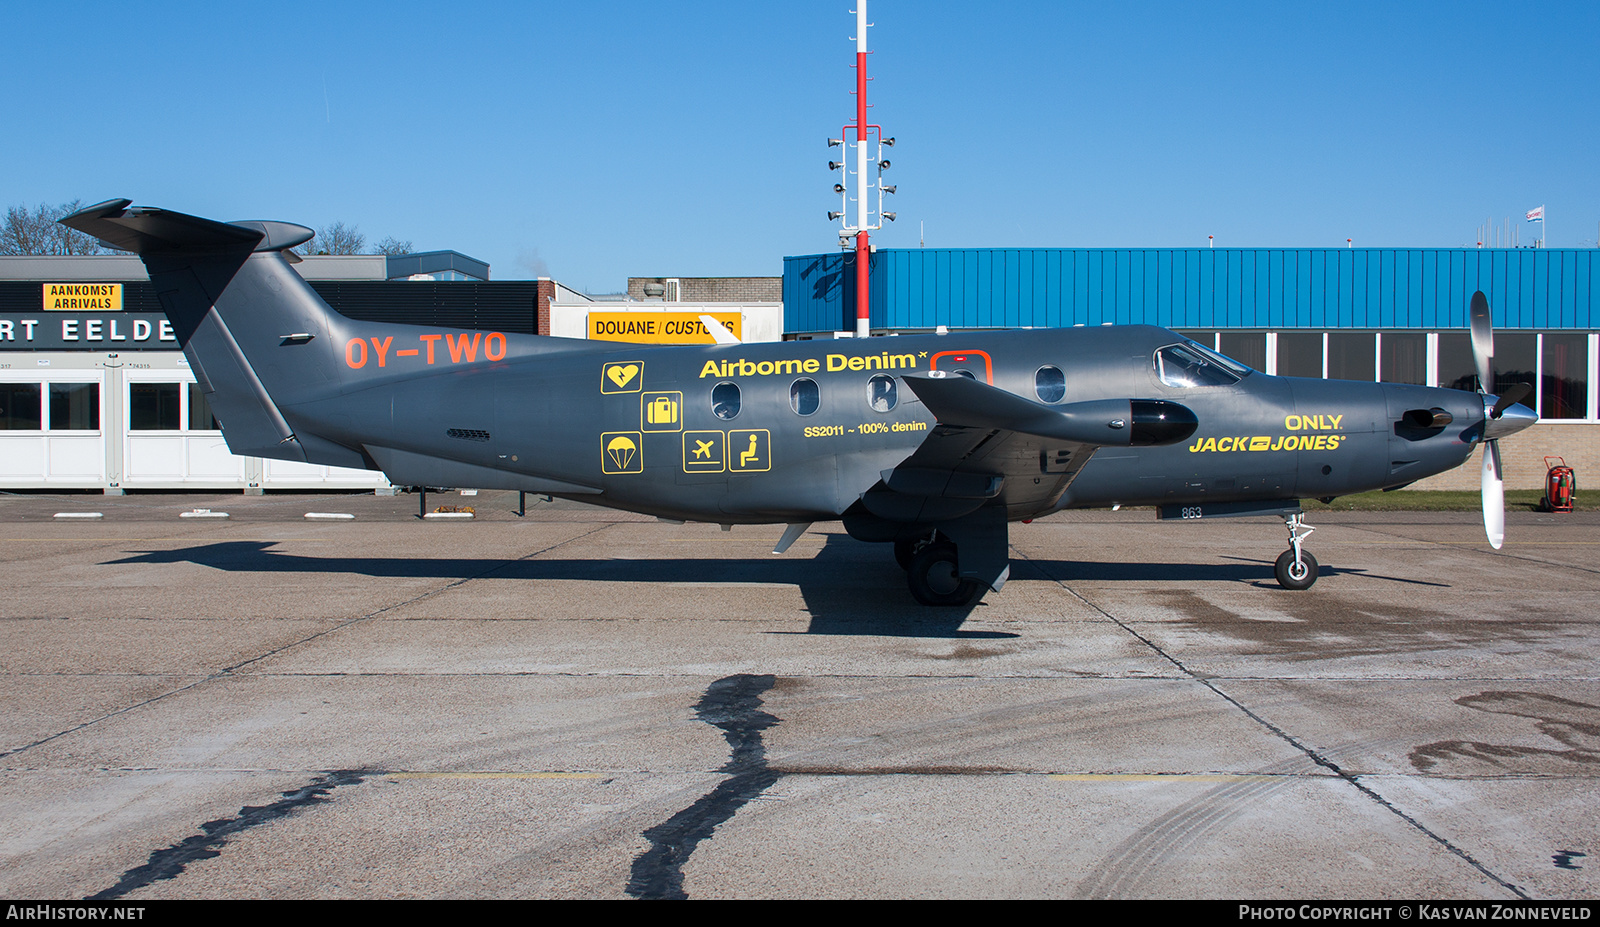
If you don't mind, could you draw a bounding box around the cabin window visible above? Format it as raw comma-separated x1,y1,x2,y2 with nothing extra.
1155,342,1246,388
1034,366,1066,403
868,374,897,412
789,378,820,415
711,381,740,420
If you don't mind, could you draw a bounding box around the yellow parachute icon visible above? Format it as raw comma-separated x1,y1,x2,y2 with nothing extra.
606,434,638,471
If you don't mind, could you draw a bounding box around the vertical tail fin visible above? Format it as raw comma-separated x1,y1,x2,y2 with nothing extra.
60,200,367,467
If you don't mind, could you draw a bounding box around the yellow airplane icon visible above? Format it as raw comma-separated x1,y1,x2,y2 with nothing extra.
692,439,715,459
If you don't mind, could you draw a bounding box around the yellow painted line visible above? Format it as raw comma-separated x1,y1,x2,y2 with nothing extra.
1049,774,1276,782
387,772,606,780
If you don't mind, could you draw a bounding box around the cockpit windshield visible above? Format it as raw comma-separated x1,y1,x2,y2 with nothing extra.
1155,340,1253,388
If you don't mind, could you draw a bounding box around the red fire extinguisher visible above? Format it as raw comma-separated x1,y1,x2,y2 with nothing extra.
1542,457,1575,513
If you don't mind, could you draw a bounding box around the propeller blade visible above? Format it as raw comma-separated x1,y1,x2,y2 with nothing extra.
1490,381,1533,419
1481,439,1505,550
1469,291,1494,392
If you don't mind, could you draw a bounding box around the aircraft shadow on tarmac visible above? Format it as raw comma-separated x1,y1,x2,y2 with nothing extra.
1019,555,1450,589
102,534,1440,638
103,535,1008,638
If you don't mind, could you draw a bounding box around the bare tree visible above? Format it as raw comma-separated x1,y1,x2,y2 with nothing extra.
374,236,414,256
296,220,368,255
2,200,114,255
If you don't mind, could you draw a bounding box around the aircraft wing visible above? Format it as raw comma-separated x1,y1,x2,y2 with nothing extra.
858,375,1197,522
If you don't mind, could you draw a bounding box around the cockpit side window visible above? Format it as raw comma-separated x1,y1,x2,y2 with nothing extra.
1155,341,1250,388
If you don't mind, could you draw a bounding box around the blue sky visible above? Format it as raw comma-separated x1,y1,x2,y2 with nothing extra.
5,1,1597,292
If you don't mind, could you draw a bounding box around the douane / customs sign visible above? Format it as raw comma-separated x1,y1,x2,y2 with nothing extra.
588,311,741,345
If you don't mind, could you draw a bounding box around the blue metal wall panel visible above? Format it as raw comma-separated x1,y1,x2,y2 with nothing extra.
784,248,1599,333
1044,250,1062,328
1559,252,1575,328
1143,250,1159,330
1379,251,1395,328
1407,251,1424,328
1190,251,1205,327
1569,252,1585,329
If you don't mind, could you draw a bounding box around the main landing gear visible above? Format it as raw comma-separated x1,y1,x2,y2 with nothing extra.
895,532,981,607
1274,512,1318,590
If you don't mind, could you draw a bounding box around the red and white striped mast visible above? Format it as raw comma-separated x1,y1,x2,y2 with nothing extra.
828,0,894,338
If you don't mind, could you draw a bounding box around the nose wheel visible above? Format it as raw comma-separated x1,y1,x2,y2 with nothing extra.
1274,512,1318,590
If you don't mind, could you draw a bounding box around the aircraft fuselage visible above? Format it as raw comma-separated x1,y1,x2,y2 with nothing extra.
288,322,1484,524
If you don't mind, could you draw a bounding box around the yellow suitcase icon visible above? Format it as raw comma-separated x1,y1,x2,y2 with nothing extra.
641,391,682,431
647,395,678,424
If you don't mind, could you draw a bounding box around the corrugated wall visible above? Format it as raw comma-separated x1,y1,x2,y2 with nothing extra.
783,248,1599,334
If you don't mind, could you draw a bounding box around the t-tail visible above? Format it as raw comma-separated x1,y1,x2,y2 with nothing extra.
61,198,379,468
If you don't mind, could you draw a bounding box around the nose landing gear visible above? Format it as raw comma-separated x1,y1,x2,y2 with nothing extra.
1274,512,1318,590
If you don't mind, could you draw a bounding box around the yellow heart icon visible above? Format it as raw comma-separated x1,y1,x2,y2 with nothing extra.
607,364,639,389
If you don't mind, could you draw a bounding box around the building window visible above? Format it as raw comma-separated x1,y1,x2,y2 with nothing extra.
1494,333,1537,398
1276,333,1323,379
1541,333,1588,419
0,383,42,430
49,383,100,430
1379,333,1427,385
1436,332,1477,391
1218,332,1266,372
187,385,220,430
130,383,182,430
1327,333,1375,382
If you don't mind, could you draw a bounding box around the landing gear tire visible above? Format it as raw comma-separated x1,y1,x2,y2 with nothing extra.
1274,549,1318,590
908,544,980,607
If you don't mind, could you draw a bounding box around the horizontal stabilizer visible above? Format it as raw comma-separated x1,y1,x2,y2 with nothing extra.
61,199,315,257
60,199,264,255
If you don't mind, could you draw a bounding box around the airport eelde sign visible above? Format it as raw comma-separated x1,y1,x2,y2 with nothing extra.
588,311,742,345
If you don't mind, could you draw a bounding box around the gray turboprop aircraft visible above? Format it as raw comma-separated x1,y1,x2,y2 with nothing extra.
63,200,1538,605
